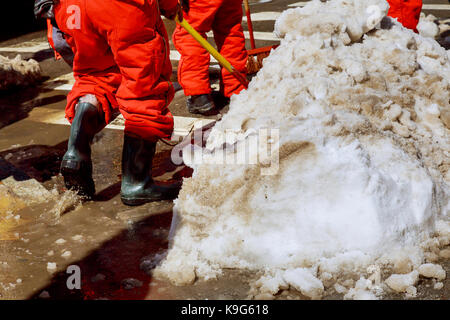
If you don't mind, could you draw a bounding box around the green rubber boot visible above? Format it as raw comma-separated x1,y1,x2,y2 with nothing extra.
186,94,215,115
120,135,181,206
60,102,104,199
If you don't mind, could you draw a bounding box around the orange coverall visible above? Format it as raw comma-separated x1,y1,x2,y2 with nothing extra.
387,0,423,32
173,0,248,98
54,0,178,142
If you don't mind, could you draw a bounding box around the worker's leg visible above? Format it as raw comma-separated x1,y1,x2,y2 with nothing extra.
60,95,105,198
173,0,220,97
120,134,181,206
107,0,175,142
54,0,120,198
212,0,248,98
105,0,180,204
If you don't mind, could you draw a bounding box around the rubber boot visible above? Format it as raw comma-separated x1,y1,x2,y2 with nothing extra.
186,94,215,115
60,102,103,199
120,135,181,206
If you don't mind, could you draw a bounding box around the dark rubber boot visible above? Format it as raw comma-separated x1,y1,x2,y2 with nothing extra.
60,102,103,199
120,135,181,206
186,94,215,115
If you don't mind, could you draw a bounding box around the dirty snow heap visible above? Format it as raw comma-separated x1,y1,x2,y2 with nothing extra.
157,0,450,299
0,55,42,90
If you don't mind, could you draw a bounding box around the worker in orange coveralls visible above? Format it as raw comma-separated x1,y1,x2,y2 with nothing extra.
387,0,423,32
173,0,248,115
39,0,183,205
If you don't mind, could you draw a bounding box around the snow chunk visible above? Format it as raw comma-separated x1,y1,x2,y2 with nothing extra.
405,285,417,298
46,262,57,273
0,54,42,90
417,13,439,39
334,283,347,294
55,239,66,245
61,251,72,259
433,282,443,290
71,235,84,242
385,271,419,293
282,268,324,300
417,263,446,280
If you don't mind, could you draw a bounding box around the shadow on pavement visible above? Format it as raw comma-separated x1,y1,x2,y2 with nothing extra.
32,49,56,63
94,182,122,202
0,87,66,130
27,210,173,300
0,141,67,183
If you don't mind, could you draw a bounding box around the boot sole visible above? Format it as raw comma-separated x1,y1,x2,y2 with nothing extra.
121,191,180,206
60,159,95,199
188,107,215,115
188,102,215,115
120,196,166,206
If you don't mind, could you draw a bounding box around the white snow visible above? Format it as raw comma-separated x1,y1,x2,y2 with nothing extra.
434,282,444,290
417,13,439,39
344,277,379,300
55,238,66,245
61,251,72,259
405,285,417,298
157,0,450,299
46,262,57,273
282,268,324,299
417,263,446,280
71,235,84,242
385,271,419,293
0,54,41,90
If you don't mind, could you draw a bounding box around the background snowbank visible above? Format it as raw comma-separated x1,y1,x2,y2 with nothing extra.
0,54,42,90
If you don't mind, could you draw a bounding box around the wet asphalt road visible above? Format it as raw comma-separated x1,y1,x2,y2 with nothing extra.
0,0,449,300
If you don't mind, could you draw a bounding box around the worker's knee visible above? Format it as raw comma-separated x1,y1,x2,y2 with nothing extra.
78,95,99,108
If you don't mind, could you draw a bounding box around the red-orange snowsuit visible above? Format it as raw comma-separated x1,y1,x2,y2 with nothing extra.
54,0,178,142
387,0,423,32
173,0,248,98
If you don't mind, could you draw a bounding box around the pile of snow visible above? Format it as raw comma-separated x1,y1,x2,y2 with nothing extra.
0,54,42,90
156,0,450,299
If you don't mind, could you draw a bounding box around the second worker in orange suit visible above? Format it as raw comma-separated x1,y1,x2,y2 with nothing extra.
173,0,248,115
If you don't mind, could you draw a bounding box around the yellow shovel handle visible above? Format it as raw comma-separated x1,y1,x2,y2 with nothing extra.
174,16,233,74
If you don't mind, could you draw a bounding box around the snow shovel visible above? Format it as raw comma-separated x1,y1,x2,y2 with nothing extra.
174,15,249,89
